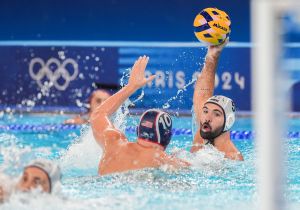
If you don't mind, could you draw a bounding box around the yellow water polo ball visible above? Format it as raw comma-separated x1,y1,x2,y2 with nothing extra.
193,8,231,46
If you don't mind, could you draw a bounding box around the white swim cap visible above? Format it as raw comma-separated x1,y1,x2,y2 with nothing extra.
205,95,235,131
26,159,61,192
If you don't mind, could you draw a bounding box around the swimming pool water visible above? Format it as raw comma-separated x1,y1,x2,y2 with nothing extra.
0,113,299,210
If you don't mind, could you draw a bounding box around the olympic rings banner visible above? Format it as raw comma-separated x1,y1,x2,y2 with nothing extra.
0,44,251,112
0,46,119,112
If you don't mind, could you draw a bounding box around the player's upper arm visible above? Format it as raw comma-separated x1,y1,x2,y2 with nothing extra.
193,72,214,126
191,128,205,153
90,112,127,151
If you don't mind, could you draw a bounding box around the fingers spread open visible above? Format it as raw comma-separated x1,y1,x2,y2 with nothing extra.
140,56,149,71
134,56,142,68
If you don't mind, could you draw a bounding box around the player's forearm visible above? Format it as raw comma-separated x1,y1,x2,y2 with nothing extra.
195,51,220,98
193,51,220,120
91,85,136,119
193,41,226,104
191,128,204,152
199,54,219,90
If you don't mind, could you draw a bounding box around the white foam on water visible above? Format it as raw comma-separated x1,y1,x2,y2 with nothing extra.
60,126,102,171
1,190,151,210
110,99,132,133
171,145,232,175
0,134,35,175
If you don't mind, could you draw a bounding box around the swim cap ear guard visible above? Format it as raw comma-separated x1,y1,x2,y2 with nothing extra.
205,95,236,132
137,109,172,149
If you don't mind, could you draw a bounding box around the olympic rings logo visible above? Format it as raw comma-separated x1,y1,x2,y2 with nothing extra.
29,57,79,91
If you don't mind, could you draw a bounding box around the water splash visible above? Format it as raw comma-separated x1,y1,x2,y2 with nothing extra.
60,68,139,175
1,189,157,210
111,67,144,132
162,76,197,109
170,145,235,176
60,126,102,175
0,133,55,176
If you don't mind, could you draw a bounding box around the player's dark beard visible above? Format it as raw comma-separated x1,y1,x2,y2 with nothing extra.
200,121,223,145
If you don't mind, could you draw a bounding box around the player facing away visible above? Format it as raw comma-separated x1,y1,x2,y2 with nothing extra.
90,56,190,175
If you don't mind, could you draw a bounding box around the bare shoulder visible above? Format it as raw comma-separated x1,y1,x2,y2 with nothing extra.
227,138,244,161
225,151,244,161
218,132,244,161
103,128,127,141
96,128,128,151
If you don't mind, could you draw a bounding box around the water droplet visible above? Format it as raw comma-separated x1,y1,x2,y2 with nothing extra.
163,103,170,109
79,73,85,79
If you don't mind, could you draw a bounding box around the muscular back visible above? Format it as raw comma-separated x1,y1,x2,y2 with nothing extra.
90,57,190,175
99,142,165,175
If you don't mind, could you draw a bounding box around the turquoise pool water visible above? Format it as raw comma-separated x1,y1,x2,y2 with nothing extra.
0,113,299,210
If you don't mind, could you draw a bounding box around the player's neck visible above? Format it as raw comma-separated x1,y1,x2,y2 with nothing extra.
137,139,164,151
213,131,231,148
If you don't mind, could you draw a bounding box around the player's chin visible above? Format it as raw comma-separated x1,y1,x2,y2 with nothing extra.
200,130,213,139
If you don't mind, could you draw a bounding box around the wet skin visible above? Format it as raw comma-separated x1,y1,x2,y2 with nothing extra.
16,167,50,193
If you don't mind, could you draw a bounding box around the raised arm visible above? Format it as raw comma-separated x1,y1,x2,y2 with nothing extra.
193,39,228,125
90,56,155,150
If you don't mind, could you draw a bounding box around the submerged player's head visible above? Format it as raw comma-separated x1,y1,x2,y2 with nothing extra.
137,109,172,150
16,159,61,193
200,95,235,142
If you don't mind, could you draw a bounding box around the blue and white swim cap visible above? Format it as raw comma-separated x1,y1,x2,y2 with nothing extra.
205,95,235,131
137,109,172,149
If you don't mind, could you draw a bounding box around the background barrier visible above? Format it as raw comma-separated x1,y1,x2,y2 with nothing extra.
0,0,300,112
0,43,251,112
